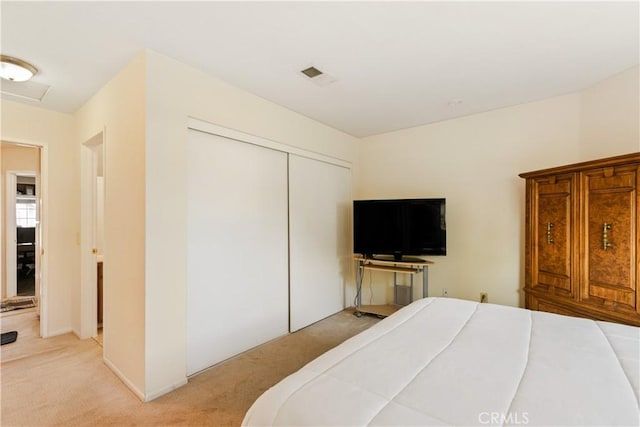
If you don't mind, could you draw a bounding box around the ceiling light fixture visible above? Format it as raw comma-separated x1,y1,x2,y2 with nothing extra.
0,55,38,82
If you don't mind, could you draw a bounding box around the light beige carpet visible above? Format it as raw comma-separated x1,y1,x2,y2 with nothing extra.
1,309,379,426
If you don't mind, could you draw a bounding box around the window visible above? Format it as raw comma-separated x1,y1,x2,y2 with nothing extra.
16,199,37,228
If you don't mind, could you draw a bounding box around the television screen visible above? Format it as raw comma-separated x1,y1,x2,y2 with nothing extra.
354,198,446,260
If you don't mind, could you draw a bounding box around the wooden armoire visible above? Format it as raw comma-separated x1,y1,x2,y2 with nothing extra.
520,152,640,326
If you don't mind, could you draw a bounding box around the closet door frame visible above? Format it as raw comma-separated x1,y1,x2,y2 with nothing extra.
186,118,352,367
187,118,351,170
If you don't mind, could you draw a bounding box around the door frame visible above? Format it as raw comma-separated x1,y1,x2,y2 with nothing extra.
5,171,39,298
1,140,48,338
80,132,104,339
4,172,18,298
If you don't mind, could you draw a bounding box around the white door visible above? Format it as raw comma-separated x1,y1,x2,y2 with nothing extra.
289,155,351,331
187,130,289,375
80,135,102,339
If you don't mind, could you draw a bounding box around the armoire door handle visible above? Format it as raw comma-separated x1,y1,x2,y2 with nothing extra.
602,223,613,250
546,222,554,244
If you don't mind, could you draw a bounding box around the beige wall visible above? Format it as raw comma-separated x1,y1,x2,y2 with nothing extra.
0,102,77,336
580,65,640,160
0,144,40,299
0,146,2,297
144,50,359,399
74,53,147,398
356,67,639,308
357,94,582,307
0,145,39,170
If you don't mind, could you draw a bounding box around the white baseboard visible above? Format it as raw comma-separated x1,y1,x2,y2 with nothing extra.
45,327,73,338
103,356,145,401
145,378,188,402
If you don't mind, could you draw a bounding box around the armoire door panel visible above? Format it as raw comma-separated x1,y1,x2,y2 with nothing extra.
537,272,570,291
533,176,573,296
582,166,637,313
537,195,570,278
587,192,633,288
588,286,635,307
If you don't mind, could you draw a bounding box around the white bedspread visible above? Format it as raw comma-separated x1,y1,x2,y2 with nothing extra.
243,297,640,426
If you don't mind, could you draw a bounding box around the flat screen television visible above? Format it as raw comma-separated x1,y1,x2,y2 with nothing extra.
354,198,446,260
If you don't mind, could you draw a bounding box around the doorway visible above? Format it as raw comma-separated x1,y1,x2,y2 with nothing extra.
1,142,42,320
80,133,104,341
15,174,38,297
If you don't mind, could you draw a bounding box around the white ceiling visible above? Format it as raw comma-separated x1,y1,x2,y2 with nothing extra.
1,1,638,137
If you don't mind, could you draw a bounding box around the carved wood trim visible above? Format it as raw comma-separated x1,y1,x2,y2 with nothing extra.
520,152,640,179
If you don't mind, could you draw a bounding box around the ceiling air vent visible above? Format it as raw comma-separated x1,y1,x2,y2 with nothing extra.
299,65,336,87
301,66,323,78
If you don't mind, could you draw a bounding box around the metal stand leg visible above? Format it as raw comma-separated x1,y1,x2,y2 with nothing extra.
410,274,414,303
393,272,397,304
423,265,429,298
355,260,363,317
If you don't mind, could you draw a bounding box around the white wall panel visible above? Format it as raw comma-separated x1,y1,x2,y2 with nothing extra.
289,155,351,331
187,130,288,375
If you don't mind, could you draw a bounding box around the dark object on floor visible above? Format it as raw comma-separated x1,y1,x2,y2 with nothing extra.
1,331,18,345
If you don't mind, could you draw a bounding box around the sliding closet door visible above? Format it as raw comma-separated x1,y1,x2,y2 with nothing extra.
289,155,351,332
187,130,289,375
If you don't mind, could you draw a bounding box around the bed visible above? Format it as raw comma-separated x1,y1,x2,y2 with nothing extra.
243,297,639,426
